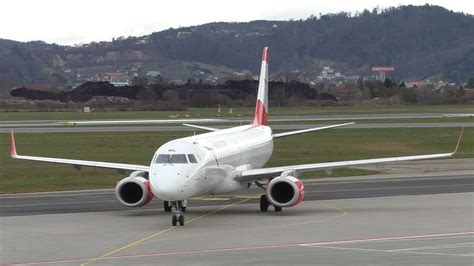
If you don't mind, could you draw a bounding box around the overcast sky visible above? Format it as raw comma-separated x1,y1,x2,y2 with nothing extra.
1,0,472,45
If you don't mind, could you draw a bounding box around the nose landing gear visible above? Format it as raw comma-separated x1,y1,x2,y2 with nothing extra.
170,200,187,226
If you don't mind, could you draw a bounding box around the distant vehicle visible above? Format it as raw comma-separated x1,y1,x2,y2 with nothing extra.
10,47,462,226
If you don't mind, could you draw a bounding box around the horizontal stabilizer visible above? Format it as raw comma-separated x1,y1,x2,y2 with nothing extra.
272,122,355,139
182,124,220,132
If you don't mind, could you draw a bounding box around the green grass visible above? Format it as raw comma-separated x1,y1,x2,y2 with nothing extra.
1,128,472,193
1,105,473,121
64,116,474,128
267,117,474,125
300,168,379,179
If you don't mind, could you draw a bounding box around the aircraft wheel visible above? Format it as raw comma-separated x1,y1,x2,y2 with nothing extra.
172,214,177,226
179,215,185,226
274,206,283,212
260,195,269,212
164,201,172,212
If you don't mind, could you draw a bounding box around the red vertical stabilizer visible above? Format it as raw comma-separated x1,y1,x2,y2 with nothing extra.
253,47,269,126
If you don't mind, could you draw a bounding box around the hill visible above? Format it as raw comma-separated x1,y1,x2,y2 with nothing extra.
0,4,473,93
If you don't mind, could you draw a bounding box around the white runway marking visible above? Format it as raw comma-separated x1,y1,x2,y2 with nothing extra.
301,231,474,258
7,231,473,265
392,241,474,252
299,231,474,247
307,245,474,257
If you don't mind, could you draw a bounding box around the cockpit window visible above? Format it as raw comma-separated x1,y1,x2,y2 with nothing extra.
155,154,190,164
187,154,197,163
169,154,188,164
156,154,171,164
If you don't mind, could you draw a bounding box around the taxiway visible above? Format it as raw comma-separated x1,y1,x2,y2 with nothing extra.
1,171,473,265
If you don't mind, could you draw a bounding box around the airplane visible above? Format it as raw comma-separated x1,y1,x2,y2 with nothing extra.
10,47,463,226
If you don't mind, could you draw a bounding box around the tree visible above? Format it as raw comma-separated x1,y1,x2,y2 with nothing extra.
467,77,474,88
131,76,148,87
162,89,178,101
398,88,417,103
150,75,167,85
272,87,287,106
136,87,157,101
384,78,394,88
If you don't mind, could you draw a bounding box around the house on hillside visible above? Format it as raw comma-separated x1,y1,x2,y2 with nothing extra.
105,72,130,87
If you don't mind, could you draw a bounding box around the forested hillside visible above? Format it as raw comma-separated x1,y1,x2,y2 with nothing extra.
0,5,473,89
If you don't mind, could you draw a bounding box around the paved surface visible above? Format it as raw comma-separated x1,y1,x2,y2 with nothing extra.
1,166,473,265
1,171,473,217
360,158,474,174
1,191,473,265
2,113,473,127
2,122,473,133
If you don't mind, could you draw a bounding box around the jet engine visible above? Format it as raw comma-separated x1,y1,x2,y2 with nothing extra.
115,171,153,207
266,171,304,207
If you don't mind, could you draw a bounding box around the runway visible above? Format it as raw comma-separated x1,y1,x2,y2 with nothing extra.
1,122,473,133
1,171,473,265
1,113,473,128
1,171,473,217
2,112,472,133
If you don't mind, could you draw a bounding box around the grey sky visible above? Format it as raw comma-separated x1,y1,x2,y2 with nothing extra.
1,0,472,45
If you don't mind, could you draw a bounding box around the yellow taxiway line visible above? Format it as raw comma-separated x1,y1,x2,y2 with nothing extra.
80,198,251,266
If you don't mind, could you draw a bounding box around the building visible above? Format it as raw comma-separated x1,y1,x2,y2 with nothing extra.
372,66,394,81
177,32,192,39
406,80,424,88
105,72,130,87
146,71,161,77
318,67,343,81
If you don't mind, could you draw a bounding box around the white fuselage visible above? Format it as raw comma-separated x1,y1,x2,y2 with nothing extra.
149,125,274,201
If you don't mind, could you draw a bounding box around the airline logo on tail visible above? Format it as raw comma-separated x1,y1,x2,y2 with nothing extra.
253,47,269,126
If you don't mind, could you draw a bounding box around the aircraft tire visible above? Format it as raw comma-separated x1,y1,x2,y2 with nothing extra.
260,195,269,212
172,214,177,226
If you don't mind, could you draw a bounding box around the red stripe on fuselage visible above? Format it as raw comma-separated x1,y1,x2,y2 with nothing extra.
252,99,268,126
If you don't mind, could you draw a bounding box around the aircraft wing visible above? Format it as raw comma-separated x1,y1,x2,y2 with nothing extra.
9,130,149,172
236,128,464,183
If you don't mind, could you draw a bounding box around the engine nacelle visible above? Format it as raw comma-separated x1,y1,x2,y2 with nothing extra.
266,173,304,208
115,171,153,207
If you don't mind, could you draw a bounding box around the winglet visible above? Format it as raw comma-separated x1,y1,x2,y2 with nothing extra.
450,127,464,156
10,129,17,158
262,47,269,62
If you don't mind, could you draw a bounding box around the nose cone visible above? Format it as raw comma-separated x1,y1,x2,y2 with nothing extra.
151,178,181,201
150,166,194,201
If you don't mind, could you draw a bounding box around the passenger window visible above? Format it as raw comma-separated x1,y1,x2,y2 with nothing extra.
169,154,188,164
156,154,170,164
188,154,198,163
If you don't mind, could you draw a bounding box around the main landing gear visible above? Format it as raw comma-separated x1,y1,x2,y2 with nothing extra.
256,181,283,213
167,200,187,226
260,195,282,212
